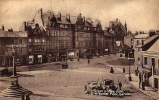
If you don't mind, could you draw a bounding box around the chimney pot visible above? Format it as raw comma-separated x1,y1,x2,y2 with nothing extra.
116,18,118,22
2,24,4,31
23,21,26,31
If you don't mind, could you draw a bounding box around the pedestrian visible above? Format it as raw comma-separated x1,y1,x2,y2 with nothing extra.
84,85,87,91
25,92,30,100
88,59,90,64
119,81,122,90
21,94,25,100
110,67,114,73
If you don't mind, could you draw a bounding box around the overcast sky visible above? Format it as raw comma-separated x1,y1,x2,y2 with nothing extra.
0,0,159,33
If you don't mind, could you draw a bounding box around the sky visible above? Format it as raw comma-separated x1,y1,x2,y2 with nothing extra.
0,0,159,33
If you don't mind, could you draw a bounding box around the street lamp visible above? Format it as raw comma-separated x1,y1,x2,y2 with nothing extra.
0,45,32,98
62,49,68,68
11,46,17,77
128,52,132,81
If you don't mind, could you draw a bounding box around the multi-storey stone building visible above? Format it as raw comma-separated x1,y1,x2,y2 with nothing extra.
75,14,103,59
141,34,159,90
44,12,75,61
124,32,135,58
0,27,28,66
103,28,115,54
0,9,120,65
134,33,149,67
22,9,104,62
108,19,127,53
26,22,46,64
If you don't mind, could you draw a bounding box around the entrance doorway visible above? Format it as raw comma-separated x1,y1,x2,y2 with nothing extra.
154,78,158,89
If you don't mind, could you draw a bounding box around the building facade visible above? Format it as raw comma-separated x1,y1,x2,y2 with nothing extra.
0,28,28,66
103,29,115,54
45,12,74,61
141,35,159,90
124,32,135,58
27,23,46,64
108,19,127,53
75,15,104,59
134,33,149,67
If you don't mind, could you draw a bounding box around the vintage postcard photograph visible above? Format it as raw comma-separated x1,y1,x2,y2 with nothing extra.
0,0,159,100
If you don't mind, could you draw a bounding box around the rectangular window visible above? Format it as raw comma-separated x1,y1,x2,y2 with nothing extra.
35,39,37,42
131,39,133,43
19,39,22,44
138,58,140,64
158,59,159,68
144,57,147,65
138,48,140,52
151,58,155,67
42,38,45,42
28,38,31,42
142,40,144,45
136,40,139,46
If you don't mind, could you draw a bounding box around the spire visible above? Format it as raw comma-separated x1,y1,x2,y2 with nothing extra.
125,21,127,35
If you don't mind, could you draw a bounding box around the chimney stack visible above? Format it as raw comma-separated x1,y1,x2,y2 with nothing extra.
116,18,118,22
23,21,26,31
66,14,70,22
2,24,4,31
8,28,13,32
83,17,85,25
58,12,61,21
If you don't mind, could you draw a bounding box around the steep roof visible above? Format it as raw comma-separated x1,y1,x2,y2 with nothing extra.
147,39,159,52
143,35,159,46
142,35,159,51
104,30,114,36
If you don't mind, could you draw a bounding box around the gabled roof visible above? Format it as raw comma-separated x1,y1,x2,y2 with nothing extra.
147,39,159,52
42,12,78,25
84,21,92,27
56,15,70,24
142,35,159,51
0,31,28,37
143,35,159,46
104,30,114,36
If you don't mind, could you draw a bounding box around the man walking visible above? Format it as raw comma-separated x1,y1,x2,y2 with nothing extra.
119,81,122,90
88,59,90,64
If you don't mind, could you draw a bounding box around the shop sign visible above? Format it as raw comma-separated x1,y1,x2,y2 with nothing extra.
6,44,27,47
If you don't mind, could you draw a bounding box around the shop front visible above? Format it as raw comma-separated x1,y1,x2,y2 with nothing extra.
28,55,34,65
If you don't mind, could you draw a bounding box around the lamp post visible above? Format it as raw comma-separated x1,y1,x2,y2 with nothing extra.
128,52,132,81
0,45,32,98
11,46,17,77
62,49,68,68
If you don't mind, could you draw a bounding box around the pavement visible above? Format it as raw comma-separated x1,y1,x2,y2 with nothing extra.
125,74,159,100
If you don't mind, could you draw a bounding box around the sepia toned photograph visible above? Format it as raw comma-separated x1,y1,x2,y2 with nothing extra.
0,0,159,100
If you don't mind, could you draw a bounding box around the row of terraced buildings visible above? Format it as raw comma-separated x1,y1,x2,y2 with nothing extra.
0,9,127,66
